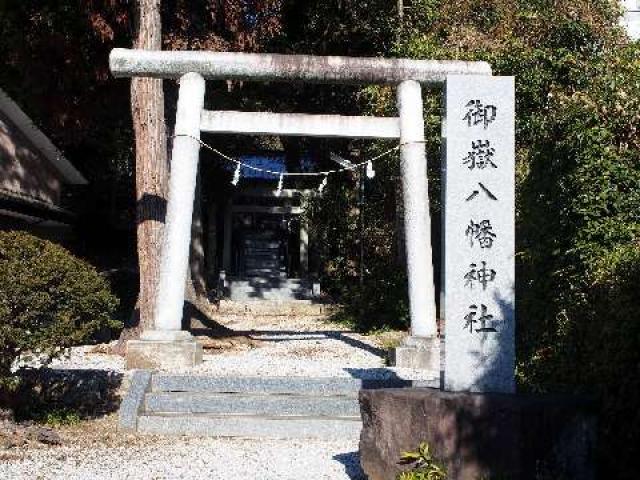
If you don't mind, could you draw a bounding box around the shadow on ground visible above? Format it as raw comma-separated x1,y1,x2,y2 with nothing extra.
334,451,366,480
9,368,123,422
191,325,387,359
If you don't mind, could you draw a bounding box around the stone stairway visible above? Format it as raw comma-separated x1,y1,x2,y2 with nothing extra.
120,372,433,439
227,278,314,302
229,231,316,301
242,236,286,278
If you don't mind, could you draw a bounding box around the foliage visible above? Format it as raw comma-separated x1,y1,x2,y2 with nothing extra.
33,408,82,427
304,150,415,331
0,232,120,386
397,442,447,480
0,0,287,267
308,1,639,477
278,0,398,55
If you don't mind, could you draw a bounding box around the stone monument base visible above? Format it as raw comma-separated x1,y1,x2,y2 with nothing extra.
389,335,440,371
126,330,203,370
359,388,596,480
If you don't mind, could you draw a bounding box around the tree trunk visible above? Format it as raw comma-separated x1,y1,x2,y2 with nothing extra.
114,0,167,354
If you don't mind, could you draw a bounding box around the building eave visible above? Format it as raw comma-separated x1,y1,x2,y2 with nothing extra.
0,87,88,185
0,188,75,219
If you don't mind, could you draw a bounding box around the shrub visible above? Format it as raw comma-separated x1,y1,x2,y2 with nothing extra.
333,268,410,332
0,231,120,387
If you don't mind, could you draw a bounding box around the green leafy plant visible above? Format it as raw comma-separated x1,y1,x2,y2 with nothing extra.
397,442,447,480
37,408,82,427
0,231,120,389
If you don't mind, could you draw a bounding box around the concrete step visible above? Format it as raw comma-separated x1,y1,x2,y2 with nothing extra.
137,413,362,439
151,375,424,396
145,392,360,417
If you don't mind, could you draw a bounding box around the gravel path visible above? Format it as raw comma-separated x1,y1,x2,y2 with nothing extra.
0,433,364,479
48,313,431,381
3,309,416,479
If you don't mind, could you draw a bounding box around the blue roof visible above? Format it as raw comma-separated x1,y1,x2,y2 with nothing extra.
238,155,285,179
235,154,315,179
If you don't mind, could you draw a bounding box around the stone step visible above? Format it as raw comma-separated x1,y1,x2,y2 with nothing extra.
245,251,282,257
228,287,311,296
120,373,440,438
229,283,307,290
144,392,360,417
228,287,313,302
216,300,336,316
228,278,310,287
245,268,287,277
151,375,426,396
229,293,311,302
244,264,285,270
226,278,315,302
242,240,281,249
137,413,362,439
244,233,278,240
243,250,281,259
244,258,282,269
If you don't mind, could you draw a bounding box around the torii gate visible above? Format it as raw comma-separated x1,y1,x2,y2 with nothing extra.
110,49,500,385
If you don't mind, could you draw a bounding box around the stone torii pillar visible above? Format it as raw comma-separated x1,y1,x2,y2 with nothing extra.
127,72,205,369
388,80,439,370
111,48,492,372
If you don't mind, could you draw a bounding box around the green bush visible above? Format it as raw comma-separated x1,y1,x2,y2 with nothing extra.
0,231,120,386
332,268,410,332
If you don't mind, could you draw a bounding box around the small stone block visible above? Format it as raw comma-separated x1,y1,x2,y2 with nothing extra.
389,336,440,372
118,370,152,432
126,339,203,370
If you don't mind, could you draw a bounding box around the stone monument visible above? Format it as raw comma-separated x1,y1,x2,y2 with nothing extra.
442,75,516,393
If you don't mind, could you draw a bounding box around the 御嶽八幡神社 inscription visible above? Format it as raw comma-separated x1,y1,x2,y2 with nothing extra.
443,75,515,394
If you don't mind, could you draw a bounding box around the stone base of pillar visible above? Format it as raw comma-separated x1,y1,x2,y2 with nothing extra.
126,330,203,370
389,335,441,372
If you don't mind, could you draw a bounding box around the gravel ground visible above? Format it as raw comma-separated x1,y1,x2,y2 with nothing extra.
2,310,417,479
0,418,364,480
48,346,126,373
47,314,431,381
